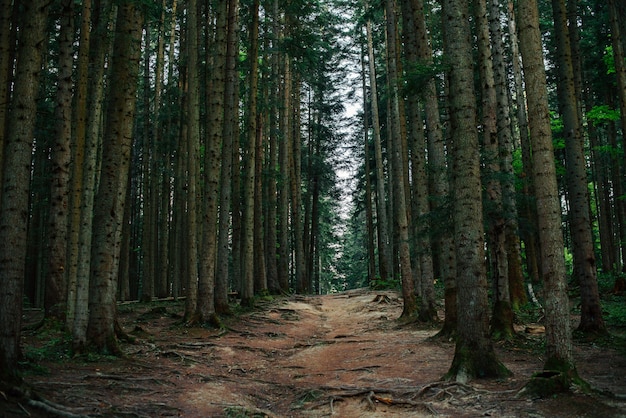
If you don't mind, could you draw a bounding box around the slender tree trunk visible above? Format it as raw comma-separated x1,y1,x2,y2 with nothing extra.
87,2,143,354
442,0,509,381
265,0,281,294
184,0,203,322
385,0,416,318
290,74,307,294
365,17,392,282
517,0,577,380
489,0,526,310
277,54,292,292
361,49,377,282
216,0,239,314
0,0,49,384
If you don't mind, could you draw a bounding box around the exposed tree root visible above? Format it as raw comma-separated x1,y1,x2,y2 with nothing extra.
303,381,509,415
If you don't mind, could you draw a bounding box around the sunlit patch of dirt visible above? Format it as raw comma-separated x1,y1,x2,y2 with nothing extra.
3,289,626,417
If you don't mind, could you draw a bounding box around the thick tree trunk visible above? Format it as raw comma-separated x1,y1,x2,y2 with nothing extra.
517,0,577,381
442,0,509,381
45,0,74,321
0,0,49,384
551,0,605,334
400,0,437,323
87,2,143,354
72,0,113,350
475,0,514,341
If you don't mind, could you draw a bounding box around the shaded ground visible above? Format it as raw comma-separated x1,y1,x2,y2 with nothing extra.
3,289,626,417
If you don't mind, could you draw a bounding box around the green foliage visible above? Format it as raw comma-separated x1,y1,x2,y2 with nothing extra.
603,46,615,75
587,105,620,125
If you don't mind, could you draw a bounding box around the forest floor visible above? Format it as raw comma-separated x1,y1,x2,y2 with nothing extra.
3,288,626,417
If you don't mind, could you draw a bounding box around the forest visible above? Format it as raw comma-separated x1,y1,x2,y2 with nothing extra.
1,0,626,415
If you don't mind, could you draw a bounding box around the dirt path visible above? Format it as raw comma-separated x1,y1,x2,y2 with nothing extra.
6,289,626,417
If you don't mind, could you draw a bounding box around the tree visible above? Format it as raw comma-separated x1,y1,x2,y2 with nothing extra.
488,0,526,310
551,0,605,335
0,0,50,384
364,3,393,283
385,0,416,318
400,0,437,323
517,0,578,388
87,2,144,354
241,0,259,305
475,0,514,340
45,0,75,321
442,0,509,381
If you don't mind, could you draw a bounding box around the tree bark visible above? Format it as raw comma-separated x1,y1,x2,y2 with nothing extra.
517,0,577,379
442,0,509,381
87,2,143,354
0,0,49,384
45,0,74,321
551,0,605,334
365,15,393,283
400,0,437,323
386,0,416,318
242,0,259,306
475,0,514,340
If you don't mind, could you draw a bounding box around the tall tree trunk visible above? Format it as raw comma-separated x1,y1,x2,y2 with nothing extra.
87,2,143,354
72,0,113,351
400,0,437,323
365,16,392,283
517,0,577,381
0,0,49,383
551,0,605,334
489,0,526,310
67,0,92,334
140,26,155,303
214,2,234,314
385,0,416,318
241,0,259,306
265,0,281,294
361,49,377,282
607,0,626,279
290,74,307,294
45,0,74,321
475,0,514,340
277,54,292,292
184,0,203,322
407,0,457,338
508,0,540,286
442,0,509,381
